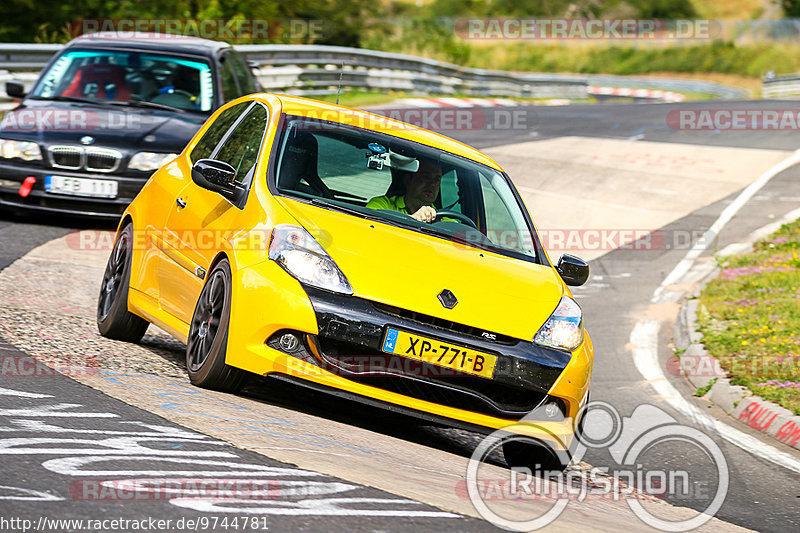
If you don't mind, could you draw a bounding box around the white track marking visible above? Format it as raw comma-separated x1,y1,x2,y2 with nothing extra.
632,149,800,472
652,149,800,303
631,321,800,472
0,387,52,398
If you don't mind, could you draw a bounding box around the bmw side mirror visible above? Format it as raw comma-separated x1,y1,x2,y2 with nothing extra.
6,81,26,98
191,159,246,208
556,254,589,286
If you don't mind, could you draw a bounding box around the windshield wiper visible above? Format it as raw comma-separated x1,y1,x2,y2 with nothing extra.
29,95,101,105
107,99,187,113
310,198,378,220
417,224,506,254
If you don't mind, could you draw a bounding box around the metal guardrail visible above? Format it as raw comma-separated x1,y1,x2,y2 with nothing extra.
0,42,587,99
0,42,750,101
762,75,800,98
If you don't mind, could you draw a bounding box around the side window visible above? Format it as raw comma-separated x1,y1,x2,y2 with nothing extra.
190,102,249,164
479,172,533,255
219,52,240,101
214,104,269,182
227,51,260,95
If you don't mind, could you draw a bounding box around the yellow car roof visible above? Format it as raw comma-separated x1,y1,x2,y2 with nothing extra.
262,94,504,172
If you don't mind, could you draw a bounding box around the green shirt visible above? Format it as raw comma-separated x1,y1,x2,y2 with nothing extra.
365,195,411,213
366,195,457,223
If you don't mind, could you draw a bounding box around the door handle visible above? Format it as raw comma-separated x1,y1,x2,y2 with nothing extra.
176,197,187,208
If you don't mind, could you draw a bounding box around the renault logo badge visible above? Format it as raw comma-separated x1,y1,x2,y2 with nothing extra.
80,136,95,145
438,289,458,309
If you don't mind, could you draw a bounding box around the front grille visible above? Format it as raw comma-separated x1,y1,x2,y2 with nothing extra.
372,302,518,345
316,337,545,417
47,146,121,173
86,148,121,172
48,146,82,169
354,372,546,417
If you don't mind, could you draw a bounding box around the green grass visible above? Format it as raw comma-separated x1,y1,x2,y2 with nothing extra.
365,20,800,79
695,378,718,397
697,219,800,414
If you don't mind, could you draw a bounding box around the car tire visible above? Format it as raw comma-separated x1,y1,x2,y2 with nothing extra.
97,223,150,342
502,437,571,474
186,258,246,392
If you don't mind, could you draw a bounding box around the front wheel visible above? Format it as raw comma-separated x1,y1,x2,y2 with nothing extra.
502,437,571,474
97,223,149,342
186,258,246,392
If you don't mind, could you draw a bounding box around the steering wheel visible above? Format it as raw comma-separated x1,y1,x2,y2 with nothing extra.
434,210,478,229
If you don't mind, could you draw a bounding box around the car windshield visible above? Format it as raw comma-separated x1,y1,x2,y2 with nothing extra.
274,115,538,261
31,48,214,112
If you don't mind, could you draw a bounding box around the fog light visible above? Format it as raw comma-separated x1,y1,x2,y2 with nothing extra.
279,333,300,352
544,402,559,419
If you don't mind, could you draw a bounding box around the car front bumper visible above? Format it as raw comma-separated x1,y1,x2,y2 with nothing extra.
0,162,149,219
225,261,593,447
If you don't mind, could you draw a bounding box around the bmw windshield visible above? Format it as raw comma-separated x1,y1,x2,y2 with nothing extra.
31,48,215,112
273,115,540,262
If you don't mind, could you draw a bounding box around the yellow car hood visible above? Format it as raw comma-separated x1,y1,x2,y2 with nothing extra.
279,199,565,341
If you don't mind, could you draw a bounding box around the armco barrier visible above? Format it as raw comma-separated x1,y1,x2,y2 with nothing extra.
0,42,749,100
0,42,586,99
762,74,800,98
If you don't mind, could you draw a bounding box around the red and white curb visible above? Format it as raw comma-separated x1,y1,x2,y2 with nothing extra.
588,86,685,102
387,97,572,108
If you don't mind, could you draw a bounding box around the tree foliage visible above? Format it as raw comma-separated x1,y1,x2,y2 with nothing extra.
2,0,704,44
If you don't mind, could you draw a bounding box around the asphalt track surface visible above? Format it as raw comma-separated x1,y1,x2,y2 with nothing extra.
1,100,799,532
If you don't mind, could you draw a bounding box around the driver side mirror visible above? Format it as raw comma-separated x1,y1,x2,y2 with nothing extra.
191,159,246,208
556,254,589,286
6,81,26,98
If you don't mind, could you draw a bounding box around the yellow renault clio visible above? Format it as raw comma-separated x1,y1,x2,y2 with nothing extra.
97,94,593,469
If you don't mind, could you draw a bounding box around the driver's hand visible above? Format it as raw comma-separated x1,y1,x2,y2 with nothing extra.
411,206,436,223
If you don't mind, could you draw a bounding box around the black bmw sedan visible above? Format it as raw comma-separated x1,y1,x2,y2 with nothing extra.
0,32,262,219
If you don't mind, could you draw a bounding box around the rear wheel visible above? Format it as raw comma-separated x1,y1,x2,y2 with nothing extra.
97,223,149,342
186,258,246,392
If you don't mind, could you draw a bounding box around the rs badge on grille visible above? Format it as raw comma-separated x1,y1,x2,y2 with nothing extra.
437,289,458,309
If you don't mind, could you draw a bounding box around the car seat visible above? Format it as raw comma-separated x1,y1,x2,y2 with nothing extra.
61,63,131,100
277,132,333,198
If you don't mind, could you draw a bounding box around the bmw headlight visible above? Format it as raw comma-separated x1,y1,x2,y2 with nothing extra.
533,296,583,351
269,224,353,295
129,151,178,171
0,139,41,161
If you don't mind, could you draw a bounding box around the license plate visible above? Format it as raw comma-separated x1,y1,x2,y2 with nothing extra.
381,328,497,379
45,175,118,198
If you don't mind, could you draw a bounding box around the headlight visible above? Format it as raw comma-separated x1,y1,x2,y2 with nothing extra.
128,151,178,171
533,296,583,351
268,224,353,295
0,139,41,161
